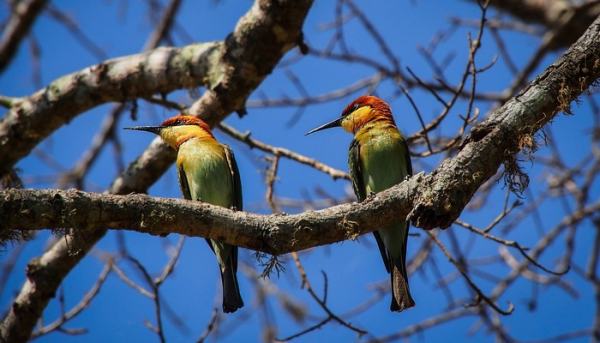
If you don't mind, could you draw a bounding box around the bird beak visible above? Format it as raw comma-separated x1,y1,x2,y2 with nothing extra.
305,117,342,135
123,126,164,134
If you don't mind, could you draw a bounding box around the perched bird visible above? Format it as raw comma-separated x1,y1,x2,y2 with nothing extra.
306,95,415,311
126,115,244,313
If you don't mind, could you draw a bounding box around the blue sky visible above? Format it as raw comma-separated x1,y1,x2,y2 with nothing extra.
1,1,597,342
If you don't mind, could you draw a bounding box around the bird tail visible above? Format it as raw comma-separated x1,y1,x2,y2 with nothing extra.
390,253,415,312
220,257,244,313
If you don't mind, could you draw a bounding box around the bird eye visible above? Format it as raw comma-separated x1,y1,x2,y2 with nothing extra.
352,103,360,111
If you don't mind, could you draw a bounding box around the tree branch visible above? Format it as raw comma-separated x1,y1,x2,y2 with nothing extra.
408,13,600,229
0,0,47,73
0,40,221,176
0,184,415,254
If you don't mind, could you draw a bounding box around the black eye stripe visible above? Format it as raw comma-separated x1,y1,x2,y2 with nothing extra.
342,103,363,117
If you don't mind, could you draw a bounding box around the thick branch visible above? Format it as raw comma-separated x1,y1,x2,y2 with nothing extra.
0,187,416,254
0,41,221,176
407,14,600,228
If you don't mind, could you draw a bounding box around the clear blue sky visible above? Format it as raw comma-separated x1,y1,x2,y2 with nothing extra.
0,1,596,342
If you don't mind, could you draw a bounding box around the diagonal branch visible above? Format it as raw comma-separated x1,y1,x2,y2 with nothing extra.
0,0,47,73
0,40,222,176
218,122,349,181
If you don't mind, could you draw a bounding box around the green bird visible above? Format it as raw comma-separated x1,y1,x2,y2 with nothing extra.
307,95,415,312
126,115,244,313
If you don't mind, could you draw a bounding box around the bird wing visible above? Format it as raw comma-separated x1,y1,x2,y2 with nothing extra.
349,139,391,272
223,144,243,211
399,136,412,274
223,144,242,273
177,164,192,201
348,139,366,202
401,138,413,176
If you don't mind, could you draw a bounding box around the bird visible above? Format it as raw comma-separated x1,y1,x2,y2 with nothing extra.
126,115,244,313
306,95,415,312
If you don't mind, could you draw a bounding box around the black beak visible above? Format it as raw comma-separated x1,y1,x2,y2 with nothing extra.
305,117,342,136
123,126,163,134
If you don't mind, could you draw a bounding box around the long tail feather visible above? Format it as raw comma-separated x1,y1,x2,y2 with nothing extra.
220,257,243,313
390,255,415,312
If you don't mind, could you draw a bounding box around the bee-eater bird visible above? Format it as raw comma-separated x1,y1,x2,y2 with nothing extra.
306,95,415,312
126,115,244,313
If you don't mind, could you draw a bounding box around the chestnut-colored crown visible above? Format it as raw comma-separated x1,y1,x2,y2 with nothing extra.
341,95,392,117
161,115,212,133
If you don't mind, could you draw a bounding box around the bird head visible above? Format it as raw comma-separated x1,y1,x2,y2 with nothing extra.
125,115,214,149
306,95,394,135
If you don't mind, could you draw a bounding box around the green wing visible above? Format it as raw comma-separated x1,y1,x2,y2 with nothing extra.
348,139,366,202
349,139,391,272
177,164,192,200
223,144,243,211
399,137,412,273
223,144,242,273
176,165,192,240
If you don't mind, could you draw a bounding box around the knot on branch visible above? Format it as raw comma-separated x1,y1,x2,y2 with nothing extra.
407,173,471,230
26,257,50,284
256,221,280,254
339,217,360,240
408,195,455,230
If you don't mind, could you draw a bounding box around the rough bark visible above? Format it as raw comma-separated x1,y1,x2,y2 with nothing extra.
0,187,414,253
0,1,313,342
0,0,47,73
408,13,600,228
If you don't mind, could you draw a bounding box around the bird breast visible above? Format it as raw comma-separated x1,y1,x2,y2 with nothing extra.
359,133,408,194
177,139,234,208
